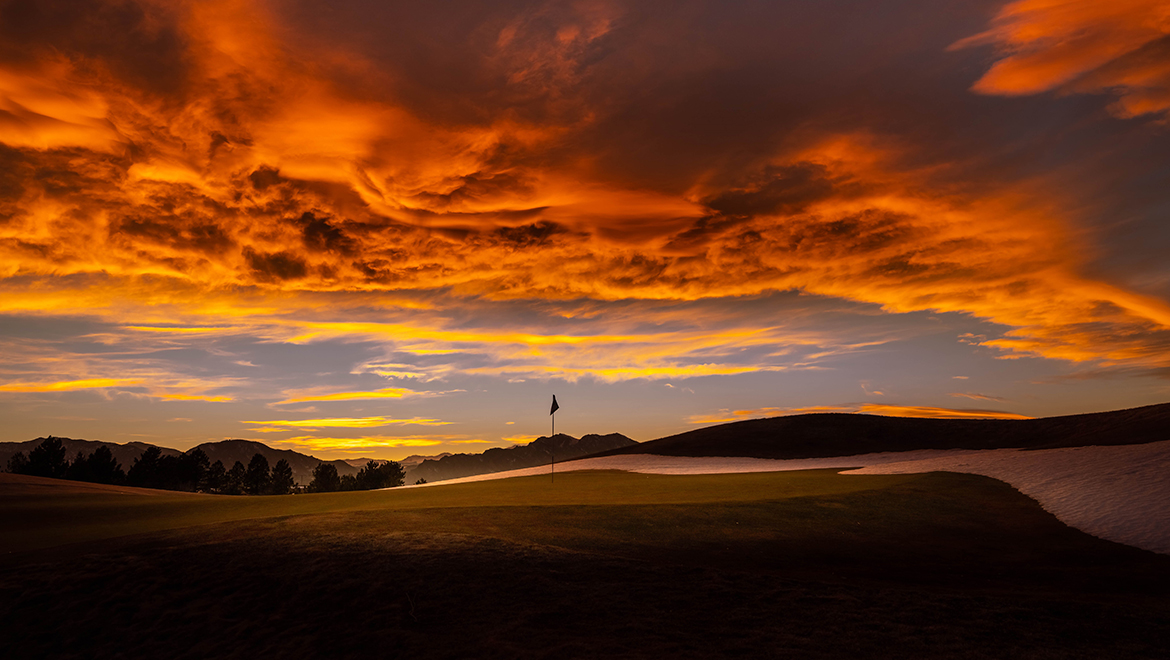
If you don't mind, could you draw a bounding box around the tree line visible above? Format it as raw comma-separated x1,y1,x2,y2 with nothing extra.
6,437,405,494
306,460,405,492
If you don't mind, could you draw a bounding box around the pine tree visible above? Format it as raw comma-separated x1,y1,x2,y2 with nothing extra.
244,453,271,495
270,459,294,495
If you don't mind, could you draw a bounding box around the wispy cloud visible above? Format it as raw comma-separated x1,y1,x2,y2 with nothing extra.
243,416,453,429
857,404,1032,420
948,392,1008,402
0,378,143,392
273,387,423,405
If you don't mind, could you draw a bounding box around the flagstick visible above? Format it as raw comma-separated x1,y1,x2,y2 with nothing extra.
550,410,555,483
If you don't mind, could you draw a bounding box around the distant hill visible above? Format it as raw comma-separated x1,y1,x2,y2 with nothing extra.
191,440,358,486
407,434,637,483
396,453,451,471
596,403,1170,460
0,437,181,474
0,437,358,487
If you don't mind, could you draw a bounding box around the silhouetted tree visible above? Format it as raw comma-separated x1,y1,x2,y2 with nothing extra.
185,448,211,491
270,459,294,495
86,446,125,484
414,478,427,485
356,460,405,490
224,461,246,495
6,451,29,474
62,446,126,484
205,460,227,493
308,462,340,493
244,454,271,495
127,446,164,488
339,473,358,491
65,451,91,482
26,437,68,478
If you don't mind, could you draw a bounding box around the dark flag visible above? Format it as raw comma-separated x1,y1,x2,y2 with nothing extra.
550,395,560,415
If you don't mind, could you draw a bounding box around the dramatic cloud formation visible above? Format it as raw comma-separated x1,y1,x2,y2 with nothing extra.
954,0,1170,118
1,0,1168,456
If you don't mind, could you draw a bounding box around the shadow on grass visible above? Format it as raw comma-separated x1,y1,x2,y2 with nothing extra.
3,470,1168,658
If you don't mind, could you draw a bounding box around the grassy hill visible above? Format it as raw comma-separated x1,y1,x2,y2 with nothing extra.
597,402,1170,460
2,468,1169,657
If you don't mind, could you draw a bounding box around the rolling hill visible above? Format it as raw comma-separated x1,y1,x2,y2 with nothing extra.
596,402,1170,460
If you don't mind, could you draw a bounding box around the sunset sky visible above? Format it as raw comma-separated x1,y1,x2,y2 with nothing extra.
2,0,1169,459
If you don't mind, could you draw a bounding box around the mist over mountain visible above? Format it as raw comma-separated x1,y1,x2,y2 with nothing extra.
406,434,637,483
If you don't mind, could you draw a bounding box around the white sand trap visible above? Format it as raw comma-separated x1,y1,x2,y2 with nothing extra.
403,449,985,488
845,440,1170,555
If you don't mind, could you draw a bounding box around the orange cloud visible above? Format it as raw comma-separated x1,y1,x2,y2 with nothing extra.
159,393,233,402
857,404,1033,420
273,387,422,405
1,0,1169,392
0,378,143,392
244,416,453,429
953,0,1170,118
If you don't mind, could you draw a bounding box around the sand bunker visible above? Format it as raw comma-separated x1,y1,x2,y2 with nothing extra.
408,448,987,487
845,441,1170,555
415,441,1170,555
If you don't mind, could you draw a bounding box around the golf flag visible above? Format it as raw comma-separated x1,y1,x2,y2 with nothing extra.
550,395,560,415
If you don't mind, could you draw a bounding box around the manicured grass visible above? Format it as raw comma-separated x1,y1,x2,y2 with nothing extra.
1,468,912,554
3,469,1169,658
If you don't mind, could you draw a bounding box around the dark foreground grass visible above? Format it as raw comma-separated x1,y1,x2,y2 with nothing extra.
2,469,1168,658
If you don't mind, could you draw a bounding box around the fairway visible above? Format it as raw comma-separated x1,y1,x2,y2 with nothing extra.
5,468,1170,658
2,468,910,554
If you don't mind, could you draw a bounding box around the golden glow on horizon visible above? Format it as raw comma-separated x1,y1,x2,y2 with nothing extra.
267,434,489,457
501,435,538,444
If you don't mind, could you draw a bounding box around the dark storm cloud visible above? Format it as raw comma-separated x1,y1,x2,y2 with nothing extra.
299,212,358,256
0,0,190,93
243,247,307,281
